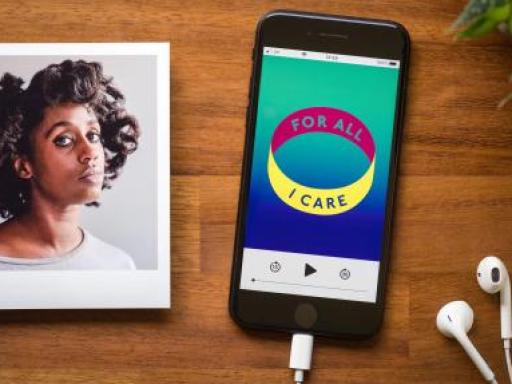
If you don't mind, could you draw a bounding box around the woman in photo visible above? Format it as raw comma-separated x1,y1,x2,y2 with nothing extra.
0,59,140,270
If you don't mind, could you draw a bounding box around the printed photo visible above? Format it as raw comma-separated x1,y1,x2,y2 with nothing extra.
0,43,170,309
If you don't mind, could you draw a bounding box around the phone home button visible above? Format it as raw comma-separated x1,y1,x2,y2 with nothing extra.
294,303,318,329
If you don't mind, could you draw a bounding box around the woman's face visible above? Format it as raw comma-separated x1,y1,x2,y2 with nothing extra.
21,102,105,207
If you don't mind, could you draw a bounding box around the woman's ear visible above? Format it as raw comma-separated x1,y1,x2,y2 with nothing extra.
13,156,33,179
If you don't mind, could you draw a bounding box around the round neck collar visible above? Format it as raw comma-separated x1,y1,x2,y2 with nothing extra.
0,229,88,265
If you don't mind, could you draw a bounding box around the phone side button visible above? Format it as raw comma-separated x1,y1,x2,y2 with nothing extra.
294,303,318,329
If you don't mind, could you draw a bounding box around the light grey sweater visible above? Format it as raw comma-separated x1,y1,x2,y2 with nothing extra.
0,230,136,270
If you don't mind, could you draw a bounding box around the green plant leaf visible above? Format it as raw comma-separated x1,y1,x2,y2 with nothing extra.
453,0,509,29
457,14,502,37
486,2,511,21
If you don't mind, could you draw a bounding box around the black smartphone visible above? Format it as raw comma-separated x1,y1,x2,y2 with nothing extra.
230,10,410,338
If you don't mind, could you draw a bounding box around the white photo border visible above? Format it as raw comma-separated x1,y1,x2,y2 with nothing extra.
0,43,171,309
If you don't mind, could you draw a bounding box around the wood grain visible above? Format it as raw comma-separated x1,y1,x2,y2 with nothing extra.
0,0,511,383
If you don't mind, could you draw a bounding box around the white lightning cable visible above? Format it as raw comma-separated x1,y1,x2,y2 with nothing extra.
289,334,508,384
289,333,314,384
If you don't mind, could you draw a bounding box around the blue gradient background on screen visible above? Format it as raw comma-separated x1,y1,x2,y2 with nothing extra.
244,54,399,261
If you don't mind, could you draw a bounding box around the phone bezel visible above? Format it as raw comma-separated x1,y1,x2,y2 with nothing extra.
230,10,410,338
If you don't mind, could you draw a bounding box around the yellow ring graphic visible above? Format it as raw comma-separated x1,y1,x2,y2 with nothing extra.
267,107,375,215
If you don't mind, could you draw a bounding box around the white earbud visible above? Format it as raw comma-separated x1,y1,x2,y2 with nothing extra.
477,256,512,340
436,300,497,383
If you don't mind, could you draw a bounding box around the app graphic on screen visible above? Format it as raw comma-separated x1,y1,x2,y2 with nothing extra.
240,47,400,303
267,106,376,216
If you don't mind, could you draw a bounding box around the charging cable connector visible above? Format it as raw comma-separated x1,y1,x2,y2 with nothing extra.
289,333,314,384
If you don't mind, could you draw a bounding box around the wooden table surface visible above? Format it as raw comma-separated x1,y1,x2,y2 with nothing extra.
0,1,511,383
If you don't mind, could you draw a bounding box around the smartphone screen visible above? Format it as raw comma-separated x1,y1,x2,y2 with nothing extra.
239,46,401,304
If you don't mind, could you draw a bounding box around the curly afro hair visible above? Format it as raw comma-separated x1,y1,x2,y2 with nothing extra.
0,59,140,219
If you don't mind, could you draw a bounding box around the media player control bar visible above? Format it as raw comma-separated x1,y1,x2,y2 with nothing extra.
240,247,379,303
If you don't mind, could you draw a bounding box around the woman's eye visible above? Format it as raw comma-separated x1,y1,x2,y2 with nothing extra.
88,132,102,144
53,135,73,147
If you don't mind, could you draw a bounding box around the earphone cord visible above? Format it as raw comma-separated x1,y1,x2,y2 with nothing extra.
505,339,512,384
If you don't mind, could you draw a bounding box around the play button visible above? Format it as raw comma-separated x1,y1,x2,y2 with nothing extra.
304,263,317,277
